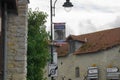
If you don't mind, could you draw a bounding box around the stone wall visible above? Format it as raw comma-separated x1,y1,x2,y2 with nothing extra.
44,46,120,80
56,46,120,80
7,0,28,80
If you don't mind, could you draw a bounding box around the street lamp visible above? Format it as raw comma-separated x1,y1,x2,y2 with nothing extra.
63,0,73,12
50,0,73,79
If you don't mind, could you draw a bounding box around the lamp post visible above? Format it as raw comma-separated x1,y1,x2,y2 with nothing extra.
50,0,73,79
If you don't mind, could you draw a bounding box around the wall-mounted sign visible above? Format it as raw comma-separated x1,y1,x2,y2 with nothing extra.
106,67,120,79
88,67,98,74
54,23,65,41
87,67,99,80
107,67,119,72
53,52,58,64
107,72,120,79
88,69,98,74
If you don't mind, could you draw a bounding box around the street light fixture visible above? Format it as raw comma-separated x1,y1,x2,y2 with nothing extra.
52,0,74,16
63,0,73,7
63,0,73,12
50,0,73,79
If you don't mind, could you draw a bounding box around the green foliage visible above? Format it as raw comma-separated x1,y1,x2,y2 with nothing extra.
27,9,50,80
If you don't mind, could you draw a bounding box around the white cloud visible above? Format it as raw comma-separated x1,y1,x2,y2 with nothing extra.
29,0,120,35
77,20,97,34
105,16,120,28
73,0,120,13
28,0,49,12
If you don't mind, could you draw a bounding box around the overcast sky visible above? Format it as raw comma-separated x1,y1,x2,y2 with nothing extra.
29,0,120,36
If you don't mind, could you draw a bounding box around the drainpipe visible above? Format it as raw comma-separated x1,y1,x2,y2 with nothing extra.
2,2,8,80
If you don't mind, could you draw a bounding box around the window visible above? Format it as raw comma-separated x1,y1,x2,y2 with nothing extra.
69,40,75,53
75,41,83,50
69,40,83,54
75,67,80,77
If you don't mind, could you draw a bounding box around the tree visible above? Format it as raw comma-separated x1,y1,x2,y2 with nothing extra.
27,9,50,80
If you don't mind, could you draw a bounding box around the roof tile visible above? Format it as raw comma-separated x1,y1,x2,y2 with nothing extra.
57,27,120,56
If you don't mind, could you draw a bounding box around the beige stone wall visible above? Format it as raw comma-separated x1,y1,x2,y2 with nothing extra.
45,46,120,80
56,46,120,80
6,0,28,80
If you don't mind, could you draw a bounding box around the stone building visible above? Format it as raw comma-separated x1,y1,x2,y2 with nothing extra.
45,27,120,80
0,0,29,80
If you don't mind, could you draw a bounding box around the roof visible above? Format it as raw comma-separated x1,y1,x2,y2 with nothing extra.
56,42,69,57
57,27,120,56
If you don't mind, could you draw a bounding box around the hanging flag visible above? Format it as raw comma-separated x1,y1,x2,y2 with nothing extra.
54,23,66,41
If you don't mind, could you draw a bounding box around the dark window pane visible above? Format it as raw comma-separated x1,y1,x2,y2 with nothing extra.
75,67,80,77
